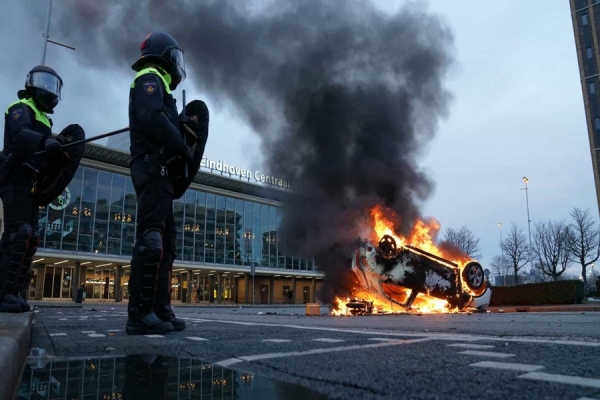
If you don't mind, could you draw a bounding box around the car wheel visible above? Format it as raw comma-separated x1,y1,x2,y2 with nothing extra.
462,261,485,291
378,235,397,257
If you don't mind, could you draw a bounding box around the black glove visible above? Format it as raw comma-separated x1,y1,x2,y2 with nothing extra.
58,124,85,144
44,138,62,153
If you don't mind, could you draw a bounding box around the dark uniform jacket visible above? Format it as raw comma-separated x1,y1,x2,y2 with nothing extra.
3,97,53,181
128,66,186,173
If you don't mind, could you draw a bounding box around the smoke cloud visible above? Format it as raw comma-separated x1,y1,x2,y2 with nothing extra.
53,0,455,302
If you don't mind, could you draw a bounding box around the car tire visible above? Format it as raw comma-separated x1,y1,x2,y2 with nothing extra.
462,261,485,293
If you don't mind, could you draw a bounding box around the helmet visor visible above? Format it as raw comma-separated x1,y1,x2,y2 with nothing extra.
26,71,62,99
166,47,186,82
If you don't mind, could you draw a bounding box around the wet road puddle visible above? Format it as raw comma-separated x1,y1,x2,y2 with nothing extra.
14,353,329,399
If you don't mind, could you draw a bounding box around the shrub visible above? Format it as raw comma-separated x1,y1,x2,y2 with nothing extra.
489,280,584,306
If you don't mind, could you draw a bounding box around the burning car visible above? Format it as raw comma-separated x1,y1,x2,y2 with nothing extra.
342,234,491,314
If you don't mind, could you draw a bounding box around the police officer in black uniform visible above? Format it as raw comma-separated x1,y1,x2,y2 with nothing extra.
126,31,209,335
0,65,76,313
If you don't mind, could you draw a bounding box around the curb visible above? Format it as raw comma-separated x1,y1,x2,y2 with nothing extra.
0,312,33,400
488,306,600,313
30,303,83,309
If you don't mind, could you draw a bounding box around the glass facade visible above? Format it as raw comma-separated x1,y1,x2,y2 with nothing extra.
37,166,315,271
16,355,319,399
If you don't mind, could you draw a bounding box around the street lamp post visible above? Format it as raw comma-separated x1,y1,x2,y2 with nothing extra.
522,177,533,277
40,0,76,64
498,222,505,286
497,222,503,250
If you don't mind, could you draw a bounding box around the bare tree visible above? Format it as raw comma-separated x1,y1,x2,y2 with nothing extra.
532,220,571,281
568,207,600,285
500,223,529,285
531,261,553,283
490,255,511,285
441,225,483,260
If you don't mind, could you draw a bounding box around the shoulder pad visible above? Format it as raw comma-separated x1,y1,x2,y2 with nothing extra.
136,73,164,96
6,101,32,124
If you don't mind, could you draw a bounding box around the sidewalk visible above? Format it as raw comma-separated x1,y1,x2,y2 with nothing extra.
27,300,600,313
488,303,600,313
0,312,33,400
28,300,319,308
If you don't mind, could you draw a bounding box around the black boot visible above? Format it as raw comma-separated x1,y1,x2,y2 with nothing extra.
154,302,186,331
125,234,174,335
0,230,29,314
15,269,35,313
154,252,186,331
13,237,37,313
126,303,174,335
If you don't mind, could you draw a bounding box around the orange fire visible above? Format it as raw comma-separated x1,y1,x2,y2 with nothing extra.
370,205,469,265
331,205,471,316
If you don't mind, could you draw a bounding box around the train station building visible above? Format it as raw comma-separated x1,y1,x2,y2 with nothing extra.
1,142,323,305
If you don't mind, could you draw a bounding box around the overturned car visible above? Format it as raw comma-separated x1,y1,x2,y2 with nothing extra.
344,235,491,314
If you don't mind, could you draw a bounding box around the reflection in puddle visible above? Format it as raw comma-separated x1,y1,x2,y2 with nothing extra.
15,354,329,399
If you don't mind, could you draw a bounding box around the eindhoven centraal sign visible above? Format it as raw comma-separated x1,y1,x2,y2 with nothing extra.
200,156,290,189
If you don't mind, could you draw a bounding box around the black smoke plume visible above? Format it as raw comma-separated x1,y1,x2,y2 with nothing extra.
53,0,455,303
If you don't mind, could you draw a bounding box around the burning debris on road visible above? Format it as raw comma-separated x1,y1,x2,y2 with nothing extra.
330,206,491,316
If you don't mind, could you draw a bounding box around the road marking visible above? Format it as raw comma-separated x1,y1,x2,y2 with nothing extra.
367,338,394,342
518,372,600,389
58,318,68,321
81,331,95,334
107,329,121,332
447,343,495,349
186,337,208,341
470,361,545,372
262,339,291,343
144,335,164,338
180,317,209,322
49,333,66,337
313,338,345,343
215,337,434,367
458,351,515,358
195,318,600,347
493,337,600,347
88,334,105,338
576,397,600,400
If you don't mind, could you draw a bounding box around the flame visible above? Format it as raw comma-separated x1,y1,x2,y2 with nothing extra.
331,205,472,316
330,292,456,316
370,205,469,264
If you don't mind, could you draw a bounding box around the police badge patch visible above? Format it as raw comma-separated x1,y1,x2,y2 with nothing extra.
143,81,157,95
11,107,23,121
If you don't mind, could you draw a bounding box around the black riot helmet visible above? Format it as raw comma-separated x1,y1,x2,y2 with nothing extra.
18,65,63,113
131,31,186,91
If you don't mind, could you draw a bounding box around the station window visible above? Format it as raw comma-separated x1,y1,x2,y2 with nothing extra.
595,117,600,130
590,82,596,94
587,47,594,59
582,14,589,25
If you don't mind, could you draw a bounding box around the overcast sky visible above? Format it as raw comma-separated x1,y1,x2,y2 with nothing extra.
0,1,594,277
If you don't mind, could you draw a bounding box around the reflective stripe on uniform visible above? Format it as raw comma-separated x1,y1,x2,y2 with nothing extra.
5,98,51,128
130,67,172,94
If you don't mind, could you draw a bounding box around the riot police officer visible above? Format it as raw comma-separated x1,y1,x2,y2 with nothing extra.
126,31,209,335
0,65,85,313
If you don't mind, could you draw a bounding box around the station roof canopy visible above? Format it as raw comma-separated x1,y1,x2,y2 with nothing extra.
83,143,289,203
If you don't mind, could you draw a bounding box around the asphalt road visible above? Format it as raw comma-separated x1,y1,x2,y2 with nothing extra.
17,304,600,400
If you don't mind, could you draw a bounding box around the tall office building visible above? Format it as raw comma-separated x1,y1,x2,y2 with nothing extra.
571,0,600,214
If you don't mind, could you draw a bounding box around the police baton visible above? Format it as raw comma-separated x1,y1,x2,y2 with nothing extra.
182,90,189,179
34,126,130,156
